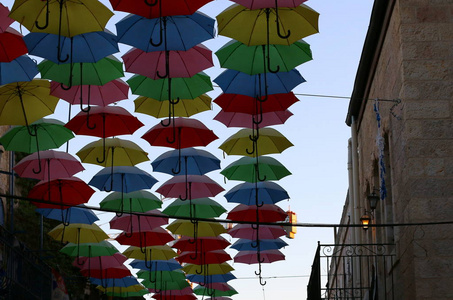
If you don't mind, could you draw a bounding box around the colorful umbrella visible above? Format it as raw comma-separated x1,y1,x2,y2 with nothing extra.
183,263,234,275
156,175,224,200
0,29,28,62
110,0,213,18
229,224,287,239
177,250,232,265
187,273,236,284
110,210,169,232
48,223,108,244
162,198,226,219
73,252,128,270
134,94,212,118
227,204,288,222
60,240,119,257
173,236,230,253
123,45,213,79
127,73,213,100
123,245,178,261
230,238,288,251
224,181,290,205
232,0,306,9
88,166,158,193
87,266,132,279
217,4,319,46
13,150,84,180
167,220,227,238
99,190,162,213
115,227,174,247
214,92,299,113
0,56,39,85
220,156,291,182
36,205,98,225
0,4,14,32
233,249,285,264
130,258,182,271
152,287,194,297
193,284,238,297
90,276,140,288
116,13,215,52
142,279,190,291
214,109,293,128
105,289,149,298
136,269,186,282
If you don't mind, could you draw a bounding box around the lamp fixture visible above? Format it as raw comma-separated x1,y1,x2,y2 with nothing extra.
360,213,372,230
367,190,380,211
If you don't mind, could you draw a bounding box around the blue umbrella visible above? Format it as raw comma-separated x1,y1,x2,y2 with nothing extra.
116,13,215,52
0,56,39,85
88,166,158,193
24,30,119,63
186,272,236,284
224,181,290,205
130,259,182,271
36,205,99,225
152,147,221,176
213,69,305,98
90,276,139,288
230,238,288,251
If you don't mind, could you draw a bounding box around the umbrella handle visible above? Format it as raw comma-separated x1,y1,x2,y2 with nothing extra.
57,34,69,63
35,0,49,30
274,1,291,39
96,136,108,164
170,149,182,175
79,85,92,113
144,0,158,6
150,17,165,47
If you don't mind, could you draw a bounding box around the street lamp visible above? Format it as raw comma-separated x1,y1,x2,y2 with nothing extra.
360,190,380,230
367,190,380,211
360,213,372,230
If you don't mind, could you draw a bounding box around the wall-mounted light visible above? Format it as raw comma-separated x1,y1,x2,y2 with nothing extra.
360,213,372,230
367,190,380,211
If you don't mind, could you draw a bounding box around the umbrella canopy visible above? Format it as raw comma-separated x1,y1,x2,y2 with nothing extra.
0,79,59,126
229,224,287,239
219,128,293,157
87,266,132,279
186,273,236,284
142,279,190,291
136,269,186,282
60,240,119,257
128,73,213,100
14,150,84,181
152,147,220,176
214,109,293,128
231,238,288,251
115,227,174,247
0,119,73,153
0,29,28,62
152,287,194,297
110,210,169,232
214,69,305,97
217,4,319,46
123,245,178,261
183,263,234,275
123,45,213,79
36,205,98,225
100,190,162,213
88,166,158,193
220,156,291,182
232,0,306,9
156,175,224,199
24,30,118,63
142,118,218,149
227,204,288,222
224,181,290,205
50,79,129,107
193,284,238,297
48,223,108,244
116,13,215,52
29,177,95,209
234,249,285,264
215,39,312,75
0,56,39,85
0,4,14,32
214,92,299,113
167,220,227,238
130,258,182,271
135,94,212,119
105,290,149,298
110,0,213,18
173,236,230,253
9,0,113,37
74,252,128,270
90,276,139,288
177,250,231,265
162,198,226,219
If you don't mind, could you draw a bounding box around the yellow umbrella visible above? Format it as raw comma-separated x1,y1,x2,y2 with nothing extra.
97,285,147,294
217,4,319,46
0,80,59,126
183,263,235,275
10,0,113,37
123,245,178,261
167,219,227,237
48,223,108,244
134,94,212,118
76,138,149,167
219,127,293,157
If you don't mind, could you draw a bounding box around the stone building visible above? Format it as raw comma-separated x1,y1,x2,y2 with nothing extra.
308,0,452,299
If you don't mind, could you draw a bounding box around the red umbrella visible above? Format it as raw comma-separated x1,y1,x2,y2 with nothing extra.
214,109,293,128
227,204,287,222
0,28,28,62
50,79,129,107
28,177,95,209
172,236,230,252
73,252,128,270
214,93,299,113
142,117,218,149
234,249,285,264
228,224,286,239
0,4,13,32
115,226,174,247
123,45,213,79
14,150,84,181
109,0,213,19
156,175,224,200
177,250,232,265
110,210,169,232
81,265,132,279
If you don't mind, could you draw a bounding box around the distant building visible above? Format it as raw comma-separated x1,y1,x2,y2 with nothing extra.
308,0,453,299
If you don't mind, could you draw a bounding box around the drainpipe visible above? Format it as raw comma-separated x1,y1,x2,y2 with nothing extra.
350,116,361,244
347,139,355,244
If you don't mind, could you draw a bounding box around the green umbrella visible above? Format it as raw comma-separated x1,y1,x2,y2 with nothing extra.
194,284,238,297
162,198,226,218
141,278,190,290
60,241,119,257
215,39,312,75
220,156,291,182
0,118,74,153
99,190,162,213
38,55,124,87
127,73,213,100
137,269,186,282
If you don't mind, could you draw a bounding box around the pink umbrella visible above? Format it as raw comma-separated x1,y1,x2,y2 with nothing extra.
231,0,306,9
203,283,234,292
50,79,129,108
177,249,232,265
234,249,285,264
156,175,224,200
227,204,288,222
109,210,169,232
228,224,286,239
214,109,293,128
14,150,85,181
123,45,213,79
73,252,128,269
0,4,14,32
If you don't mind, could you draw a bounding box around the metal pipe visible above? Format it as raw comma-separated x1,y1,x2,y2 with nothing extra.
350,116,361,244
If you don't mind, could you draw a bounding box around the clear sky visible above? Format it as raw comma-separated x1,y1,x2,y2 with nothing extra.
4,0,375,299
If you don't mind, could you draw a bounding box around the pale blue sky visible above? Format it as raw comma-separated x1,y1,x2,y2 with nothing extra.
4,0,374,298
